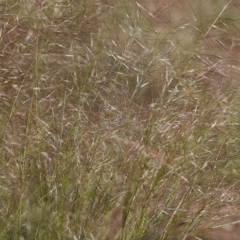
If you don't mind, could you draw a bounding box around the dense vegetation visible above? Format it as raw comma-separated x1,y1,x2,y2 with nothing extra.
1,1,240,239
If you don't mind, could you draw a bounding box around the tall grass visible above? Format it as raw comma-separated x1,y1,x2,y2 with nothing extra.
1,0,240,239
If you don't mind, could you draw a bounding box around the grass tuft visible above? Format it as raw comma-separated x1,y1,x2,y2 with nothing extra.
1,0,240,239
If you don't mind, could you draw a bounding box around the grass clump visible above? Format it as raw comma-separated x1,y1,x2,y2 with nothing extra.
1,0,240,239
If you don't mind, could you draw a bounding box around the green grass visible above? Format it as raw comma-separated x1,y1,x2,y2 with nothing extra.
1,0,240,239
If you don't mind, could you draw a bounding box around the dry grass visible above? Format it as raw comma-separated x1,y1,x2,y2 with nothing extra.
1,0,240,239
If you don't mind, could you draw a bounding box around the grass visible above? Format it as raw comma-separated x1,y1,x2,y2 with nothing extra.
1,0,240,239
